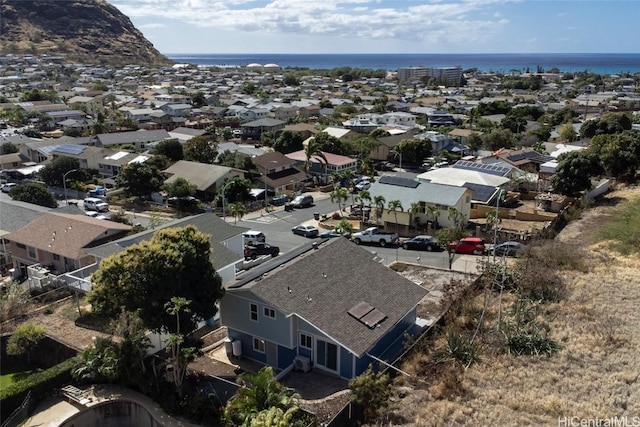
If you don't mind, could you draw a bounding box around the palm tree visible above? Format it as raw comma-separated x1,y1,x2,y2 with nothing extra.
426,204,440,231
447,206,466,229
387,199,404,235
303,139,327,176
373,195,386,226
330,187,349,217
228,202,247,224
356,189,371,225
224,366,299,426
409,202,422,234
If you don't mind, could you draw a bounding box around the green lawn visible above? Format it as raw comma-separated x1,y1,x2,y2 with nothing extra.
0,358,40,389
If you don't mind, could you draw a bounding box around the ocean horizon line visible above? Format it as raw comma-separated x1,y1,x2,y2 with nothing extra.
165,52,640,74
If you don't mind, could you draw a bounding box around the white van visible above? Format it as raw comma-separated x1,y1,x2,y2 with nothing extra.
84,197,109,212
243,230,266,245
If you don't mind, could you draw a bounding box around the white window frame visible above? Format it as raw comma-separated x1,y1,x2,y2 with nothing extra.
263,307,276,319
299,333,313,350
253,337,265,353
250,303,258,322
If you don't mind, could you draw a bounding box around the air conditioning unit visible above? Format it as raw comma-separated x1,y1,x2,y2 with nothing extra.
294,355,311,373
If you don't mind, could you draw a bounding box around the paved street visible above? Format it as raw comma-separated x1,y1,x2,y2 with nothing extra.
229,190,483,274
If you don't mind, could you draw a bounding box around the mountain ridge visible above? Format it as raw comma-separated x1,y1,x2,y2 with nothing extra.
0,0,171,65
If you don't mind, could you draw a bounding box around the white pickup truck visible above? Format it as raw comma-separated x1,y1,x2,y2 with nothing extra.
352,227,399,247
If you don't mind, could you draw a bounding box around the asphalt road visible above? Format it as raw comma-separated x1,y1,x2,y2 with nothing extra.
231,192,483,274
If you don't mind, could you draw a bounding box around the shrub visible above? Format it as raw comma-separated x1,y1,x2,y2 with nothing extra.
434,330,480,368
349,365,391,423
502,296,559,357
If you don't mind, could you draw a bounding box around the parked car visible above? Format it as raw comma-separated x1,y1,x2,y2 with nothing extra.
352,227,399,247
375,161,395,171
1,183,17,193
355,180,371,191
402,235,439,251
489,241,525,257
242,230,266,245
244,242,280,260
83,197,109,212
292,224,319,238
319,228,348,239
449,237,486,255
85,211,110,220
290,194,314,208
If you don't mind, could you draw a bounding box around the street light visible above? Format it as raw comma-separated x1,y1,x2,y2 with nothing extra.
63,169,78,206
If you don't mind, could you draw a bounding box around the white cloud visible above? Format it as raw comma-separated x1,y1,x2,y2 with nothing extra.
138,23,166,29
111,0,512,45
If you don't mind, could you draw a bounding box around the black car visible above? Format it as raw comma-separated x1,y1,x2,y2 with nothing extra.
489,241,524,257
401,235,439,251
244,243,280,260
375,161,396,171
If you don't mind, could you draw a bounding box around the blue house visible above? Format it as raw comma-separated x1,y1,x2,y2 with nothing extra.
220,237,428,379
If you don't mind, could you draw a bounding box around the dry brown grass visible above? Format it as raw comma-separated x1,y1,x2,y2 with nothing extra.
386,186,640,426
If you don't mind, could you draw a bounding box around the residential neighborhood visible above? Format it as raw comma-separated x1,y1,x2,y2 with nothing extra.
1,53,640,426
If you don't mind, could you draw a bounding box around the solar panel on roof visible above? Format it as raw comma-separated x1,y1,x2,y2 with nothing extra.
463,182,498,204
378,175,420,188
453,160,511,177
54,144,86,155
360,309,387,328
348,301,374,320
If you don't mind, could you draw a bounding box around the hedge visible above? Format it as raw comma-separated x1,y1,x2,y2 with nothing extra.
0,357,78,422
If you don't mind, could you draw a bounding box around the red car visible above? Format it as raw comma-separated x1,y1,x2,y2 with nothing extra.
449,237,486,255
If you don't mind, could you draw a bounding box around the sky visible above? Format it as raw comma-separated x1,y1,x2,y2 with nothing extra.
110,0,640,55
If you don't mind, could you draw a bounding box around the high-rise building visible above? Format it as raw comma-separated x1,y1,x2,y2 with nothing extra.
397,66,463,86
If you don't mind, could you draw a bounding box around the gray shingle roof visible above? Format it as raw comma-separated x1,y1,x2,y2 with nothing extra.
162,161,244,192
234,238,427,356
86,213,248,270
0,200,52,235
96,130,171,146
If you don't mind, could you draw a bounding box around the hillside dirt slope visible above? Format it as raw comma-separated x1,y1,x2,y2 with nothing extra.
384,185,640,426
0,0,169,65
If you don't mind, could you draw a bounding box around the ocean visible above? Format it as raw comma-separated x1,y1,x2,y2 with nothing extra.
166,53,640,75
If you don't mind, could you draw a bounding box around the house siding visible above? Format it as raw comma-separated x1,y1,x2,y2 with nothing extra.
339,347,353,378
220,293,291,345
277,345,296,369
227,329,267,364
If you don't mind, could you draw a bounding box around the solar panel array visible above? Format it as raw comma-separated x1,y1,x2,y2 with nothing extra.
378,175,420,188
347,301,387,329
452,160,511,177
463,182,498,204
54,144,86,155
507,151,553,163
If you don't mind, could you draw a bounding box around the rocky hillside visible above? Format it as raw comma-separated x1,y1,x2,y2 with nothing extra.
0,0,171,65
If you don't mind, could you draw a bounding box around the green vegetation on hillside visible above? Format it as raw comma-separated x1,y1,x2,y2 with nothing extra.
596,196,640,254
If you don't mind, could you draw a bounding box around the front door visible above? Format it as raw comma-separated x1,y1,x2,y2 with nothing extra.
316,339,338,373
266,341,277,367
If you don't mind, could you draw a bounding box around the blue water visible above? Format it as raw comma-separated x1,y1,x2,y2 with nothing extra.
166,53,640,75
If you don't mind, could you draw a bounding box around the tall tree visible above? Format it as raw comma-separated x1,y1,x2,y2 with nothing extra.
183,135,218,164
551,151,603,196
117,162,163,198
373,195,386,226
228,202,247,224
387,199,404,235
330,187,349,217
589,132,640,182
273,130,304,154
154,139,184,163
303,139,328,174
40,157,81,186
88,226,224,334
